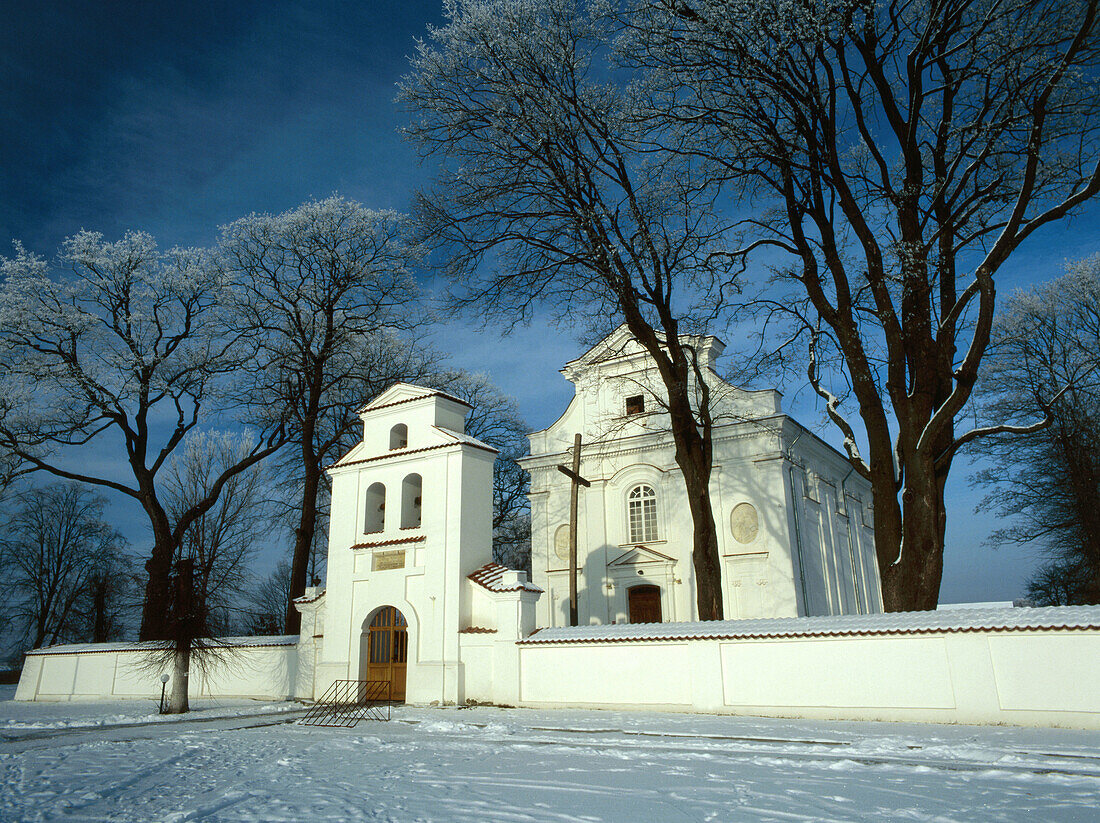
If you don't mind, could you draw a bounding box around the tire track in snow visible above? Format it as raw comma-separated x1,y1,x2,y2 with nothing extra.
396,726,1100,780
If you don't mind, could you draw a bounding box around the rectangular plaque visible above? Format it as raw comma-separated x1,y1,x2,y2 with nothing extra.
372,550,406,571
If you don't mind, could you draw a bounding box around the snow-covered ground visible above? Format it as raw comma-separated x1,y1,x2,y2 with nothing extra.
1,688,1097,822
0,686,299,734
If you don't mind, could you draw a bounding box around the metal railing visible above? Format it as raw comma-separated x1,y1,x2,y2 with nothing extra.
299,680,392,727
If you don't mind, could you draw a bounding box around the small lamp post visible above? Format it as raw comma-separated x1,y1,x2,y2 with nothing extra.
159,674,170,714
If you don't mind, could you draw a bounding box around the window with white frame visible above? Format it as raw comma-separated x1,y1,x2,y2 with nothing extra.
627,484,658,543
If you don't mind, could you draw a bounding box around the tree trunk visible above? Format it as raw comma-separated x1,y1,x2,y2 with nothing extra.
166,558,194,714
1059,426,1100,602
626,314,724,621
284,430,321,634
92,577,109,643
166,643,190,714
875,453,948,612
139,500,176,640
685,475,722,620
663,373,722,620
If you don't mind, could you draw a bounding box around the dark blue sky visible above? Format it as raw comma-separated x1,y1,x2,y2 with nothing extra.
3,1,1098,603
0,1,445,252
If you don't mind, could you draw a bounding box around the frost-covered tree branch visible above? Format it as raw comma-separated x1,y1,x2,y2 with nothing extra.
630,0,1100,609
401,0,747,619
0,232,291,640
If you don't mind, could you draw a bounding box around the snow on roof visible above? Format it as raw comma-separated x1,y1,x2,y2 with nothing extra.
432,425,499,453
563,324,726,373
358,384,471,414
293,588,326,604
26,635,300,656
519,606,1100,645
332,438,497,470
468,562,543,594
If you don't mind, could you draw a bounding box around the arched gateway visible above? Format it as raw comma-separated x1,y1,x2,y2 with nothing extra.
361,606,408,701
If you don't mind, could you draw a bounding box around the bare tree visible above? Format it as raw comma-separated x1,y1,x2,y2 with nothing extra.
76,550,136,645
0,233,289,639
216,197,426,633
163,431,274,633
1026,561,1095,607
402,0,741,618
436,372,532,571
243,560,295,636
0,483,129,652
631,0,1100,609
971,256,1100,604
150,432,276,713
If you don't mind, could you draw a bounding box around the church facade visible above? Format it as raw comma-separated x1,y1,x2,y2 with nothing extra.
520,327,883,628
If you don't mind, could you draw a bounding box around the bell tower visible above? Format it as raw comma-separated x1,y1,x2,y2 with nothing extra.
308,383,497,704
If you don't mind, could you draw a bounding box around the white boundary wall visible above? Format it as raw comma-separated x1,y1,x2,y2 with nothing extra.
15,608,1100,730
15,637,300,702
499,608,1100,729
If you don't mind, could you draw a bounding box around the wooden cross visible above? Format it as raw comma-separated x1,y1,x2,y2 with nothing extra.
556,432,590,627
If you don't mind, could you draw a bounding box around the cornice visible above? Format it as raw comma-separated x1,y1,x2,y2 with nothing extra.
328,440,496,472
358,390,471,414
523,425,786,476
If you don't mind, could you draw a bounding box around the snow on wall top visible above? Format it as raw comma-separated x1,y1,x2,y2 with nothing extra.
26,635,301,656
468,562,543,593
519,606,1100,645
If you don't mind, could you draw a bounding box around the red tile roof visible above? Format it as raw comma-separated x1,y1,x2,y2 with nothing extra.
350,535,426,550
331,440,497,470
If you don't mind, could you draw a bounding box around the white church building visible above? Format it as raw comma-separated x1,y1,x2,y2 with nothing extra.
15,331,1100,730
522,326,882,628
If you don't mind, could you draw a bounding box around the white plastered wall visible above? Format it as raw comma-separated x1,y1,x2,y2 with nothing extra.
510,627,1100,728
16,642,299,702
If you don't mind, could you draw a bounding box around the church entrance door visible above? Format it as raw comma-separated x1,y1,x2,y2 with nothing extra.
628,584,662,623
364,606,408,701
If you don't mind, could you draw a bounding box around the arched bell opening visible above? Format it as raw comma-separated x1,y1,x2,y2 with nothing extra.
389,423,408,450
364,482,386,534
359,605,408,702
401,473,422,529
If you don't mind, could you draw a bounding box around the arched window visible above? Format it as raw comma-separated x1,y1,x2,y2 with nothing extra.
389,423,408,450
364,482,385,534
401,473,422,529
628,484,658,543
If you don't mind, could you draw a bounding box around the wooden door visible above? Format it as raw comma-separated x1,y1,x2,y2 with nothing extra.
366,606,408,701
628,584,662,624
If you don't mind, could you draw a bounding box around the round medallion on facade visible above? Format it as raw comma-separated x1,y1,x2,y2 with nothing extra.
730,502,759,544
554,524,571,563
